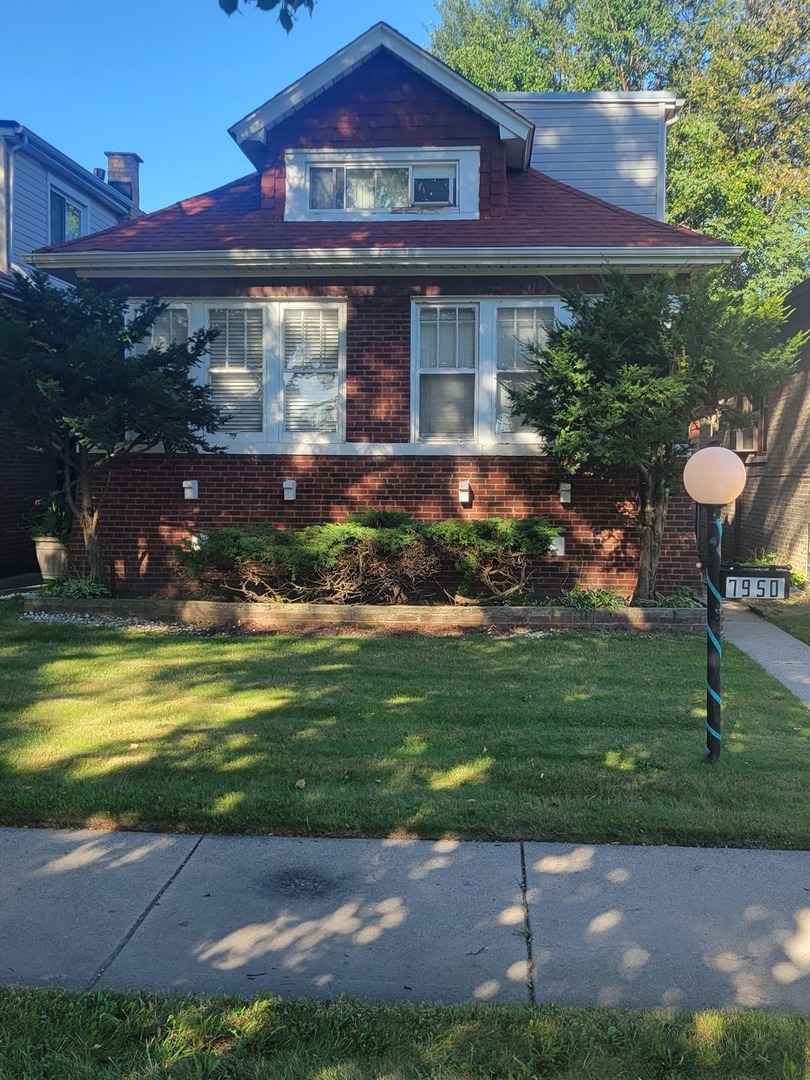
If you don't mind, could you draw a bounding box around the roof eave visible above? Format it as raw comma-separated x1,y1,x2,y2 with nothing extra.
29,245,743,278
1,124,134,216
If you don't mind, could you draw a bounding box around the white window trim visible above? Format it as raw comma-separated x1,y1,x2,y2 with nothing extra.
411,297,565,447
127,299,347,448
285,146,480,222
48,176,88,244
125,296,563,457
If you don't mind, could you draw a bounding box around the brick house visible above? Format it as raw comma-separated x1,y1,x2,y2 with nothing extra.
31,23,740,597
733,278,810,577
0,122,138,576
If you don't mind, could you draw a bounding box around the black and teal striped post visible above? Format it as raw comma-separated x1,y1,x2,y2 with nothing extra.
682,447,747,764
705,505,723,763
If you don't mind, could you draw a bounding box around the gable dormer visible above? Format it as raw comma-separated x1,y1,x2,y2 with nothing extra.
228,23,533,222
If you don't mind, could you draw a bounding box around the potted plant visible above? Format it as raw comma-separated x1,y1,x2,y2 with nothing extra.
29,490,72,581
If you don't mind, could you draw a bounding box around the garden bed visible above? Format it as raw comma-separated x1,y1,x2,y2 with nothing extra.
23,596,706,633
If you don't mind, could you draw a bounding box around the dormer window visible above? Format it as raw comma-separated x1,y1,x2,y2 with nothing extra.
286,147,479,222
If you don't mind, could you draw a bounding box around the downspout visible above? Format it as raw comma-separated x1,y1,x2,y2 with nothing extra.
1,126,29,279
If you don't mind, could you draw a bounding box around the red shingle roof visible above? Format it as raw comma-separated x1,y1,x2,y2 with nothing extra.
37,168,728,256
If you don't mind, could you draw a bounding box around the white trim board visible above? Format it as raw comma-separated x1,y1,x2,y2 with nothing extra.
30,244,743,278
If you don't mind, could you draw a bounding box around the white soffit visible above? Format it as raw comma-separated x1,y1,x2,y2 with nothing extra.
227,22,534,169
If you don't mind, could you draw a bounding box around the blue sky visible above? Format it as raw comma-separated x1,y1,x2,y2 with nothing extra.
4,0,440,213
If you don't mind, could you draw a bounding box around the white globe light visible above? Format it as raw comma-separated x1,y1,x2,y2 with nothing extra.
683,446,747,505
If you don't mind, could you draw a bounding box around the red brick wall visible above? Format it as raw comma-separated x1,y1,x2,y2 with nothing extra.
259,52,507,218
82,271,700,597
74,454,699,598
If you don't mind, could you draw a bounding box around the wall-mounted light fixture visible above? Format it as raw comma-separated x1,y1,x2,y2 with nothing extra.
182,479,198,500
283,480,297,501
559,481,572,504
550,536,566,556
458,480,473,506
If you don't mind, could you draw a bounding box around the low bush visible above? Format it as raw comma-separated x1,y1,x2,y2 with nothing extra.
740,549,807,590
177,513,560,605
41,578,111,599
632,587,702,609
556,586,628,610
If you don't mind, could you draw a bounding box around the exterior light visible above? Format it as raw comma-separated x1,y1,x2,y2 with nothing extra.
182,480,198,500
683,447,746,507
682,446,747,763
458,480,472,506
283,480,297,501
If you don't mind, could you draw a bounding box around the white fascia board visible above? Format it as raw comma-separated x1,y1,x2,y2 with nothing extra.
228,23,533,167
29,244,743,277
6,126,133,217
495,91,682,104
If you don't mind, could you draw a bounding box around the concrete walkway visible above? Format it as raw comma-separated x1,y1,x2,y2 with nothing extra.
723,600,810,708
1,828,808,1011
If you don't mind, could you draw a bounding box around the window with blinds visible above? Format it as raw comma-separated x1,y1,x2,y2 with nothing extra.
418,306,477,438
494,306,552,433
282,307,341,434
207,308,264,433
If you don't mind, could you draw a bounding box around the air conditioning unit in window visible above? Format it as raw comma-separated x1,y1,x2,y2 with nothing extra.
732,426,759,453
413,176,454,206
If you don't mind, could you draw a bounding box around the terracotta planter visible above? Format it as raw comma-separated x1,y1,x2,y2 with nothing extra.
33,537,68,581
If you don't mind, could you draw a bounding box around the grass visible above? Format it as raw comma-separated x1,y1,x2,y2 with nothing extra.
1,987,808,1079
0,603,808,847
746,592,810,646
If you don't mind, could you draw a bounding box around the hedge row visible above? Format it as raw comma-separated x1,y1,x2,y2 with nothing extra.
176,511,561,605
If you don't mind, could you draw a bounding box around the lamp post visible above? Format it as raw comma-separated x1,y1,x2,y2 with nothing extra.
682,447,747,763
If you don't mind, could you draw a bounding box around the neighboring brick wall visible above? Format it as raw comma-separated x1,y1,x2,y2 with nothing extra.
0,430,58,576
72,454,699,598
259,52,506,218
737,350,810,575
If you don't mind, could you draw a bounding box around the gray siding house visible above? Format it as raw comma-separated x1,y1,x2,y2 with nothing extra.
0,123,140,575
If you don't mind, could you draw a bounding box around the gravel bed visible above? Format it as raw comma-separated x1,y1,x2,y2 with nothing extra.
20,610,208,635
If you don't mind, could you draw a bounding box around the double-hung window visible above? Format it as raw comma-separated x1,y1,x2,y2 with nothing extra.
50,188,84,244
413,299,561,444
417,306,478,439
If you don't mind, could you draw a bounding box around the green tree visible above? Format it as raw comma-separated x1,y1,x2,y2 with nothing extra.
0,273,226,583
218,0,313,32
430,0,810,294
509,270,804,600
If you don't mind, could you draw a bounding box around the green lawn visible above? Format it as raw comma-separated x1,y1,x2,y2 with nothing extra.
1,988,807,1080
1,603,808,848
748,592,810,645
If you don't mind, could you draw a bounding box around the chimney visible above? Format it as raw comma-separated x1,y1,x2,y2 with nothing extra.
104,151,143,216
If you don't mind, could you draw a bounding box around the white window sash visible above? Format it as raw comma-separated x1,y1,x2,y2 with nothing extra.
413,298,561,445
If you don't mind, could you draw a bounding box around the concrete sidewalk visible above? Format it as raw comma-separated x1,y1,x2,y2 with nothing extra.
1,828,807,1011
723,601,810,708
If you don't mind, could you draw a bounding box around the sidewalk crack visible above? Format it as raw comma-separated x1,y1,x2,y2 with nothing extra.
84,834,206,991
519,841,535,1005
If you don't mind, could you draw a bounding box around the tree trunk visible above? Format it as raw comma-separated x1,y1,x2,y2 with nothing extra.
76,446,106,584
633,454,670,603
